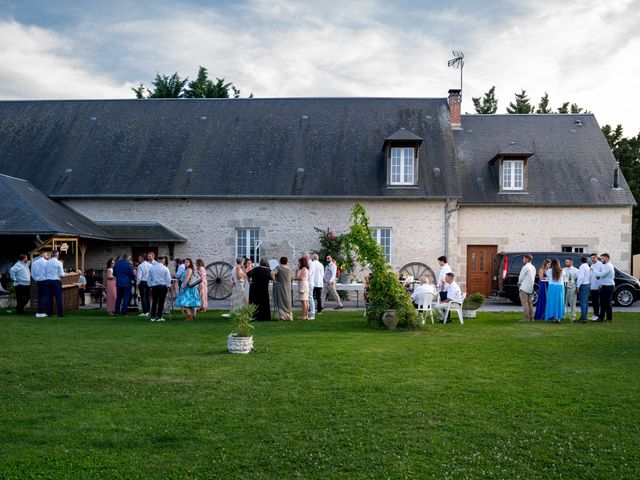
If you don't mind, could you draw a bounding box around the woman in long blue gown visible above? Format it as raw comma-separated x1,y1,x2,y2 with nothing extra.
534,258,551,320
545,258,566,322
175,258,201,321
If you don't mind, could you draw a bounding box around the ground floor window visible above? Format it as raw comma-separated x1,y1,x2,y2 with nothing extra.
237,228,260,262
562,245,587,253
372,228,392,263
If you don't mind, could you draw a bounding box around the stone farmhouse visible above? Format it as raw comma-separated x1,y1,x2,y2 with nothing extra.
0,90,635,295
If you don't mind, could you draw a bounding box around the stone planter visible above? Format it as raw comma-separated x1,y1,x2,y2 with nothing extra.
381,309,400,330
227,334,254,354
462,300,484,319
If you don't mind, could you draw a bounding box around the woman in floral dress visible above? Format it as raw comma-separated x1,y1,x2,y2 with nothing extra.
196,258,208,312
105,258,117,316
230,257,248,312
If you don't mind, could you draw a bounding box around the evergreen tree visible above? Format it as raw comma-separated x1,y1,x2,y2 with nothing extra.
506,89,535,114
148,72,188,98
472,86,498,114
570,103,590,114
536,92,552,114
557,102,570,113
133,67,250,99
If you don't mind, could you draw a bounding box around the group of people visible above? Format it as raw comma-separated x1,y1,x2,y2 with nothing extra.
228,253,345,322
9,251,66,317
518,253,616,323
405,255,463,323
101,254,208,322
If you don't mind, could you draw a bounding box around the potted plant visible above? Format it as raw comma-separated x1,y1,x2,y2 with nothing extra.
462,292,486,318
227,304,257,354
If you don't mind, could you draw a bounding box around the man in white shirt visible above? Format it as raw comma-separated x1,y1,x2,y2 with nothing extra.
517,254,536,322
136,254,151,317
31,251,50,317
433,272,462,323
44,250,65,317
304,253,316,320
323,255,343,310
589,253,602,320
149,255,171,322
436,256,452,302
311,254,324,313
563,258,580,322
411,277,436,307
10,254,31,314
576,256,591,323
596,253,615,322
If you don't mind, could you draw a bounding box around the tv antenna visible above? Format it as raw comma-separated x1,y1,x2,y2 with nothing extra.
448,50,464,93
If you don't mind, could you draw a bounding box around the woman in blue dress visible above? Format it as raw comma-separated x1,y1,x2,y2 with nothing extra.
175,258,201,321
545,258,565,322
534,258,551,320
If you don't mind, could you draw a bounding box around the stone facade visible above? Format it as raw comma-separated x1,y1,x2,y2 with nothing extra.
455,206,633,285
64,199,449,279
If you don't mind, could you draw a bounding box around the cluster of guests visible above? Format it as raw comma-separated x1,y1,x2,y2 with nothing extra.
101,253,209,322
229,254,344,321
9,251,66,317
518,253,616,323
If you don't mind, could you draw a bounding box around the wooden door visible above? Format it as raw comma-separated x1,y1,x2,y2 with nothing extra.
466,245,497,296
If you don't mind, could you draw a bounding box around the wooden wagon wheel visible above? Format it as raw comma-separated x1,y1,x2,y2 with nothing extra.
206,261,233,300
399,262,436,284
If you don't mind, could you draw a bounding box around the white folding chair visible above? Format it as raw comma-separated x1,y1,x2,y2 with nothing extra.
444,292,466,325
416,292,435,325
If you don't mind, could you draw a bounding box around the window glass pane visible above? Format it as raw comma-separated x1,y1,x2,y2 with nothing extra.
372,228,392,262
237,229,260,262
503,161,512,189
514,161,523,189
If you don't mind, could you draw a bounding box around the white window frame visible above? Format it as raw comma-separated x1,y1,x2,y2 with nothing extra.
502,159,524,191
562,245,587,253
390,147,415,185
236,228,260,262
372,228,392,263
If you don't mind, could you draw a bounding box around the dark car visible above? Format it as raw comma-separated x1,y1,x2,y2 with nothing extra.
493,252,640,307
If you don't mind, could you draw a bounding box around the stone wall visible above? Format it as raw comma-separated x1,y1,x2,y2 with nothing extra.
64,199,449,278
455,206,633,286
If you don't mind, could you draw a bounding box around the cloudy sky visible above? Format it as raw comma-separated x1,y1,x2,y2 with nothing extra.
1,0,638,133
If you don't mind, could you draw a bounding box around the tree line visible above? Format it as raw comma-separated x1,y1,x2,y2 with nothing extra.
472,86,639,254
132,66,252,99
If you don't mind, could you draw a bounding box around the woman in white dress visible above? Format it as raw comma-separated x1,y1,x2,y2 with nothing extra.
230,257,247,312
295,257,310,320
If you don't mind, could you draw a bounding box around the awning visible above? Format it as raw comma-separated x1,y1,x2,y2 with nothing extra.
94,221,187,243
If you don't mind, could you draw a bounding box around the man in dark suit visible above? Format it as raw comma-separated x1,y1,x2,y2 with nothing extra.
113,254,135,316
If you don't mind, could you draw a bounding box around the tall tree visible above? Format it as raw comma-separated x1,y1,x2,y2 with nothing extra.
602,124,640,254
472,86,498,114
570,103,590,114
142,72,189,98
557,102,570,114
536,92,552,113
506,89,535,114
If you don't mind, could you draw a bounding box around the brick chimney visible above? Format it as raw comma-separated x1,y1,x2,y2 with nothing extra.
448,89,462,128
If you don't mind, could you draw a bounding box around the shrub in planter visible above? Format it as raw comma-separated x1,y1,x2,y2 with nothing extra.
228,304,257,354
463,292,486,310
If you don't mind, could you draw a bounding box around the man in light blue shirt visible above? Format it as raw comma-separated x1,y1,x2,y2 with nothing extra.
596,253,615,322
45,250,65,317
10,254,31,314
31,251,50,317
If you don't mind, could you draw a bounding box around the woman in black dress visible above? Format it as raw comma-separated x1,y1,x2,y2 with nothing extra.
246,258,272,321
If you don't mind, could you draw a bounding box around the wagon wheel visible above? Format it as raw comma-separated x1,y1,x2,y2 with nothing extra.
206,261,233,300
399,262,436,284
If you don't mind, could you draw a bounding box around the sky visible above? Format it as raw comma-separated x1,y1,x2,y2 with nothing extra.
1,0,639,134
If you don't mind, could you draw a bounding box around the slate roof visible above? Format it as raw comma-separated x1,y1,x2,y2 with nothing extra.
0,98,461,199
455,114,636,206
94,221,186,243
0,174,111,239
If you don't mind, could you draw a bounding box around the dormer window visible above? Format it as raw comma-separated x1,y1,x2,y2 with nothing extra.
489,143,533,193
383,128,422,187
502,159,524,190
391,147,414,184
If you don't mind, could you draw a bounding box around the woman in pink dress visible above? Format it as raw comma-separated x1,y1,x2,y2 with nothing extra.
105,258,117,315
196,258,208,312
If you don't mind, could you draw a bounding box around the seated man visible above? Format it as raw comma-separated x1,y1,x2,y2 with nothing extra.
411,277,436,307
78,269,87,306
433,272,463,323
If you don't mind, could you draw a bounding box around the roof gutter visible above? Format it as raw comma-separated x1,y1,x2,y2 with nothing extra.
50,194,463,201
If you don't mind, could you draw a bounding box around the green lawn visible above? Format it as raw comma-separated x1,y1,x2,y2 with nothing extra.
1,309,639,479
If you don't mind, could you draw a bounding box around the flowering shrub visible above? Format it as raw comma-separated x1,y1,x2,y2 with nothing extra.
313,227,355,274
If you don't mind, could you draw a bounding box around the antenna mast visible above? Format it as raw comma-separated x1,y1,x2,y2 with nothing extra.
448,50,464,94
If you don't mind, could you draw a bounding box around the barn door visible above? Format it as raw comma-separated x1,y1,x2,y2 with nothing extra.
466,245,497,296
